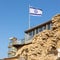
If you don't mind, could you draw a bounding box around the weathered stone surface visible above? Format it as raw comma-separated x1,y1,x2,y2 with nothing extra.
14,14,60,60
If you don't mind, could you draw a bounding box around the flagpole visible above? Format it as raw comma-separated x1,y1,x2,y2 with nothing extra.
29,4,30,29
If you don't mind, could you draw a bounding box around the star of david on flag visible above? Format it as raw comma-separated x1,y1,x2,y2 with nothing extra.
29,7,42,16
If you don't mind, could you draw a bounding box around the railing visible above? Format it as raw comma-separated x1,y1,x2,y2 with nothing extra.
12,36,33,45
12,39,25,45
25,35,33,44
10,35,33,46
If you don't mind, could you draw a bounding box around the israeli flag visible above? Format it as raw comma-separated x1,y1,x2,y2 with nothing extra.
29,7,42,16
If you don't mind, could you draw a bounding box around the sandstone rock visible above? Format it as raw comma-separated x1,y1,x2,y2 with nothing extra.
14,14,60,60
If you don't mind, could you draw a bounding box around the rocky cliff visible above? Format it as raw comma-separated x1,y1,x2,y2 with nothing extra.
15,14,60,60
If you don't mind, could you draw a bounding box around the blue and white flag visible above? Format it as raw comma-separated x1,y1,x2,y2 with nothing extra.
29,7,42,16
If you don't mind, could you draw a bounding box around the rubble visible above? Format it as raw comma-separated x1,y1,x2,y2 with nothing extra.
6,14,59,60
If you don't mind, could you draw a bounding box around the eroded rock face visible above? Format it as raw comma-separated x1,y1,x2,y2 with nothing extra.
15,14,60,60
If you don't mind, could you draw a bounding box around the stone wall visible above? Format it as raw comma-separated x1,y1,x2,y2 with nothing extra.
15,14,60,60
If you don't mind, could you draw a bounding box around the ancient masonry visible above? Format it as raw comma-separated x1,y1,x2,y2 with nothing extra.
4,14,60,60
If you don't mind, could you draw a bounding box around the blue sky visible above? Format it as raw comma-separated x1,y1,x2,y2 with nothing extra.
0,0,60,59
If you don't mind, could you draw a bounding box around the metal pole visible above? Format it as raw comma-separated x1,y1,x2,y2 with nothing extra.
29,4,30,29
